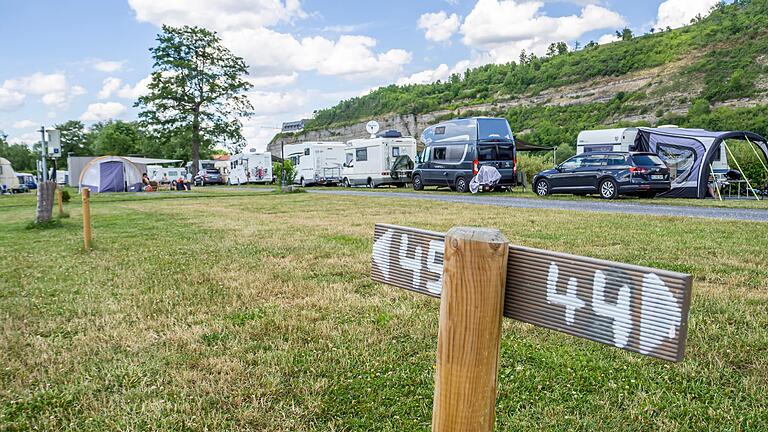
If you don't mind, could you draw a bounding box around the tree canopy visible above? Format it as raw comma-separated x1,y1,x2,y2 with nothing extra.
136,25,253,174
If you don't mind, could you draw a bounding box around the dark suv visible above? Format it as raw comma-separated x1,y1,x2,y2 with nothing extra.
412,117,517,192
193,169,223,186
533,152,671,199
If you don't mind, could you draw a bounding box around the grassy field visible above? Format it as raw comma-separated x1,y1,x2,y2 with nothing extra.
1,191,766,431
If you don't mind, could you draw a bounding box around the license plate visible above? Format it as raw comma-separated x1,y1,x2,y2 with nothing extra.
651,175,664,180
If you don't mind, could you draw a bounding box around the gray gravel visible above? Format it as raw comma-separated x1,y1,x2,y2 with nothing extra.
309,189,768,222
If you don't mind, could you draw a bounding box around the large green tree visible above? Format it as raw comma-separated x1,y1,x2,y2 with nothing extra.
136,25,253,175
91,121,147,156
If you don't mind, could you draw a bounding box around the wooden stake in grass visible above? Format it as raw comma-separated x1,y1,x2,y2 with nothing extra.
56,187,65,217
432,227,509,432
82,187,92,250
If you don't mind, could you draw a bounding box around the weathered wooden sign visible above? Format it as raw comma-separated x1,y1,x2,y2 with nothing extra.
372,223,693,362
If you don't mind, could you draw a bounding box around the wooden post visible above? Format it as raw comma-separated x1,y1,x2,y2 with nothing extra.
432,227,509,432
82,187,92,250
56,187,64,217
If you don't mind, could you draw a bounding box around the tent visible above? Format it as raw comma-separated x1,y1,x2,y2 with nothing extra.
79,156,143,193
635,127,768,198
0,157,20,192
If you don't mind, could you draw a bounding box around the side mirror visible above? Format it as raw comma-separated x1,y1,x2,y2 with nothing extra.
555,165,563,172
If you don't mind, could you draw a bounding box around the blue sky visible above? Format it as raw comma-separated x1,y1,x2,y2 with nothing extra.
0,0,723,151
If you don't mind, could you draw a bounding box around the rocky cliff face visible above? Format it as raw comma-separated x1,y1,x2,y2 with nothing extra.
267,55,767,157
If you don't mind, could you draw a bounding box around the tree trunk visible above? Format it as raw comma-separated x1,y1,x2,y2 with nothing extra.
191,110,201,176
35,181,56,224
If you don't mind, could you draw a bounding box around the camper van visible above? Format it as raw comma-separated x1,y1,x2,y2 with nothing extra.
342,131,417,188
284,142,346,186
0,157,20,194
413,117,517,192
147,166,188,183
577,127,730,173
228,152,273,185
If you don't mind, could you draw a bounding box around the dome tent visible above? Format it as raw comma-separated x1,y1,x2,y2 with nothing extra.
0,157,20,192
79,156,143,193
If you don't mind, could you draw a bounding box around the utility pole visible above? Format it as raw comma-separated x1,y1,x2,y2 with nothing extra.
39,126,48,181
281,141,286,189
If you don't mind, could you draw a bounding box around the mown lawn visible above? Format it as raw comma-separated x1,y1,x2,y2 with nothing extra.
0,191,766,431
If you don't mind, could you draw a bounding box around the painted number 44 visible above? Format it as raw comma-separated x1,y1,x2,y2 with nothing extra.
546,263,682,354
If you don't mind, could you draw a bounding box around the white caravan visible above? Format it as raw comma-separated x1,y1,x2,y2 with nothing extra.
228,152,273,185
147,165,188,183
284,142,346,186
577,127,730,173
342,134,417,187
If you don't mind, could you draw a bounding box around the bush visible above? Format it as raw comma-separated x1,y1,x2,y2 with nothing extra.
273,160,297,185
61,190,71,203
518,152,555,185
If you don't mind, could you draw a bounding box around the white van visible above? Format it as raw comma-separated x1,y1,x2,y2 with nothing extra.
284,142,346,186
228,152,273,185
577,127,730,173
342,133,417,187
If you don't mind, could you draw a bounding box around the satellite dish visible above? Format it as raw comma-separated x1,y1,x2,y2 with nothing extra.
366,120,380,138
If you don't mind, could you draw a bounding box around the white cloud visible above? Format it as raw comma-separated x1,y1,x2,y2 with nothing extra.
655,0,719,30
80,102,127,121
0,88,26,111
247,73,299,88
459,0,625,62
93,60,125,73
117,75,153,100
418,11,461,43
247,90,308,115
8,132,40,147
1,72,85,108
13,119,37,129
223,29,411,79
98,77,123,99
396,60,471,86
128,0,306,30
597,33,620,45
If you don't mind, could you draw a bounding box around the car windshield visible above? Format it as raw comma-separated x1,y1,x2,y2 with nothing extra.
632,154,665,166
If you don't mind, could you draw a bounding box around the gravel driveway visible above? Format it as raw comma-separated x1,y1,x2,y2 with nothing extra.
309,189,768,222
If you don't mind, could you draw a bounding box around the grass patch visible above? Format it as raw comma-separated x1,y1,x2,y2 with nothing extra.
0,191,766,430
24,219,63,230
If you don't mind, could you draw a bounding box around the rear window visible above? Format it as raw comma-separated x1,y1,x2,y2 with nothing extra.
206,169,220,174
632,154,665,166
476,144,515,161
478,118,513,141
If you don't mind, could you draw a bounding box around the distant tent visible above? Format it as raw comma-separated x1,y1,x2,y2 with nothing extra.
78,156,143,193
0,157,20,191
635,128,768,198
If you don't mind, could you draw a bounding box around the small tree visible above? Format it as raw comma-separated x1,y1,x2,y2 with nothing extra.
273,160,296,185
137,25,253,176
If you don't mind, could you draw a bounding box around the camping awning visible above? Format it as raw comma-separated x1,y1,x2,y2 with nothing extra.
516,138,557,152
124,157,183,165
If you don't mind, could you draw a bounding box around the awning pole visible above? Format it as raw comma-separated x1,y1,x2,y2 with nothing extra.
709,163,723,201
723,140,761,201
744,134,768,175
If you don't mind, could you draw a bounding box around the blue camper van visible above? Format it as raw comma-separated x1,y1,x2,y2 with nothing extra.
412,117,517,192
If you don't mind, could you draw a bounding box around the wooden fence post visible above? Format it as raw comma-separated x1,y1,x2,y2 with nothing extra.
82,187,92,250
56,187,64,217
432,227,509,432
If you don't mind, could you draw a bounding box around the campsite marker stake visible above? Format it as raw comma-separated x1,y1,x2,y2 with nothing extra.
82,187,92,250
56,187,64,217
433,227,508,432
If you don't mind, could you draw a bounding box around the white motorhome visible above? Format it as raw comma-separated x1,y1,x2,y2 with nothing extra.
577,127,730,173
228,152,273,185
147,165,188,183
284,142,346,186
342,133,417,187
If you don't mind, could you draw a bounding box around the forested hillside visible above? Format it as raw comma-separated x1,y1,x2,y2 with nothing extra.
303,0,768,148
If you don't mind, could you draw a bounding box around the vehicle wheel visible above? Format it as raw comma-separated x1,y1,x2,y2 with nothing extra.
300,178,306,187
412,174,424,191
343,178,350,188
455,176,468,193
599,178,618,199
535,179,550,196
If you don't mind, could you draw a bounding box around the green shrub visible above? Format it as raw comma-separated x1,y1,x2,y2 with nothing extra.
61,190,71,203
273,160,297,185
